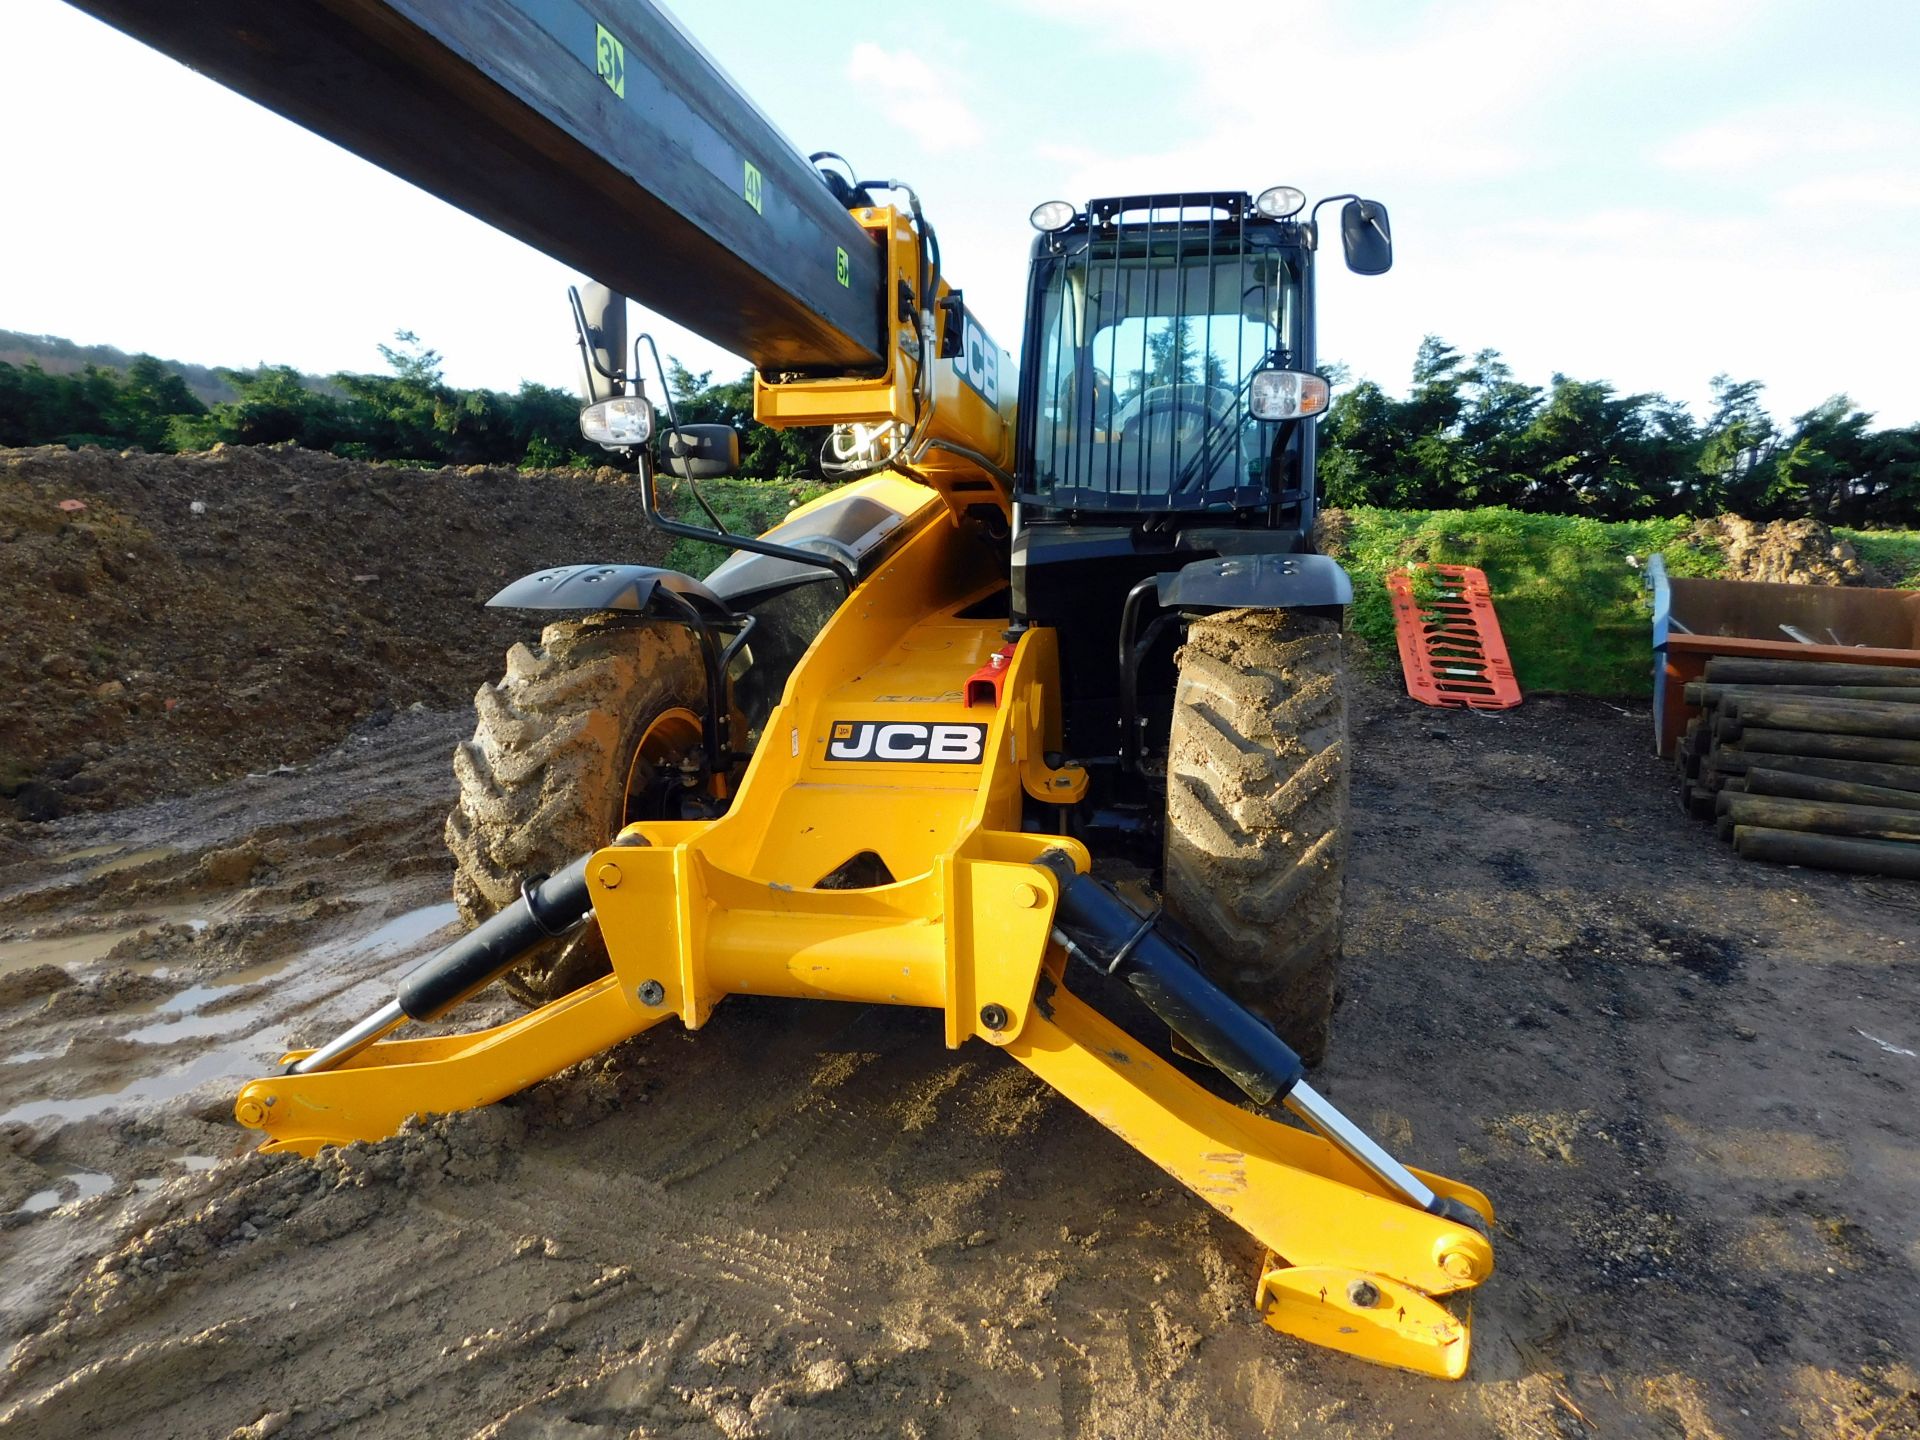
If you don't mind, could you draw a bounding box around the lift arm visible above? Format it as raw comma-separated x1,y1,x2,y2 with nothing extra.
67,0,887,373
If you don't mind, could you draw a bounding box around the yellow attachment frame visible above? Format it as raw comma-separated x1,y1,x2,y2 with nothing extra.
233,502,1493,1378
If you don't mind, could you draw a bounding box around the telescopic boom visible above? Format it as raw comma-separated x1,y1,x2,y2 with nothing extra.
69,0,887,372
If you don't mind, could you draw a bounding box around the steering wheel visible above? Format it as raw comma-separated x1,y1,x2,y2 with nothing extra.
1122,386,1237,444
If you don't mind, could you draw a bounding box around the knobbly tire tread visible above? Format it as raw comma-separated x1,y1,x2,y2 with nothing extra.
1163,608,1348,1066
445,616,707,1008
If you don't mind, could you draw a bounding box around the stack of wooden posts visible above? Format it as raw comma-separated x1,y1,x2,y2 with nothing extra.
1676,658,1920,877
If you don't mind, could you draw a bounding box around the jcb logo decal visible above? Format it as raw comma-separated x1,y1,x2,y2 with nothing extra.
954,312,999,408
825,721,986,764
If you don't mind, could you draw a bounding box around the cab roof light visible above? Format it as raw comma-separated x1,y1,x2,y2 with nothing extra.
1029,200,1076,233
1254,185,1306,219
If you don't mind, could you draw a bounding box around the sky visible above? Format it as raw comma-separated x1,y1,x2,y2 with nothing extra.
3,0,1918,428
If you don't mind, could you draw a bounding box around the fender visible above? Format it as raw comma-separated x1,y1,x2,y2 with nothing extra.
1154,551,1353,612
486,563,729,616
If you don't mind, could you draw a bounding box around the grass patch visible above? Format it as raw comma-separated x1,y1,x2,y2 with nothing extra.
1336,507,1725,698
1837,527,1920,589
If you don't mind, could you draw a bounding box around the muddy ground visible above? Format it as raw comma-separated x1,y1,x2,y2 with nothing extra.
1,452,1918,1438
2,684,1916,1437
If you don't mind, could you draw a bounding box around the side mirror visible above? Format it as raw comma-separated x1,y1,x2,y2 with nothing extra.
575,282,628,403
661,423,741,479
1340,200,1392,276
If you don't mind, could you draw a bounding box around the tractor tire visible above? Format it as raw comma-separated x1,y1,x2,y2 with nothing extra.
1163,608,1348,1067
445,615,709,1009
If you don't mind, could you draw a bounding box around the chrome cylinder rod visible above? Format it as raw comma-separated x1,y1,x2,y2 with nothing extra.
1283,1079,1438,1213
288,999,405,1076
286,854,598,1077
1040,848,1441,1215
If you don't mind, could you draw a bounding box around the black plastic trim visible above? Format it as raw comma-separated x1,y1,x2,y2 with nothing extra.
703,489,917,608
486,564,728,615
1154,552,1352,611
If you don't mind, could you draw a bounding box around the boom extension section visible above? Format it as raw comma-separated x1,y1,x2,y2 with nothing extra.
69,0,886,372
237,507,1494,1378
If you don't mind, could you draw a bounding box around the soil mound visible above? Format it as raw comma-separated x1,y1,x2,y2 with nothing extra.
1687,514,1864,586
0,445,667,821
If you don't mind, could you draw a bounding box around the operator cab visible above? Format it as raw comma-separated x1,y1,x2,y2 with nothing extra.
1020,190,1320,524
1014,187,1388,539
1010,186,1391,811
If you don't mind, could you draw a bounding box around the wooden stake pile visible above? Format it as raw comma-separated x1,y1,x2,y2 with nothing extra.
1675,658,1920,877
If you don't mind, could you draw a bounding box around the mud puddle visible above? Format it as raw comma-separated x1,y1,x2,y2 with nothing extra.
15,1169,113,1216
0,908,211,981
0,709,463,1342
2,900,465,1129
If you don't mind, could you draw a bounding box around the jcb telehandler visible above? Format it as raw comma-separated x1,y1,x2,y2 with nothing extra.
73,0,1494,1378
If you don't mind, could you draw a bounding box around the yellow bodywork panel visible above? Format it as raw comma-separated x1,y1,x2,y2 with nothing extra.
236,976,664,1158
234,505,1494,1378
753,205,1016,523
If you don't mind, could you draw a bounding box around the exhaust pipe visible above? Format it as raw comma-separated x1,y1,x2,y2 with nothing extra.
289,855,597,1075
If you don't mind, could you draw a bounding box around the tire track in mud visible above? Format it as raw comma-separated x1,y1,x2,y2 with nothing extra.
0,711,472,1356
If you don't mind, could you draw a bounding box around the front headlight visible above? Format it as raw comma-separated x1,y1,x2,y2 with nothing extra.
1248,368,1330,420
579,396,653,449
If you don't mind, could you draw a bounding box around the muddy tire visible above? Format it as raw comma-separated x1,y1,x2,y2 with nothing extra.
445,616,708,1008
1163,609,1348,1066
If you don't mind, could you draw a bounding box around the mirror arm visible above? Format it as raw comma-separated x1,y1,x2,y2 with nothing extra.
1307,193,1359,241
631,331,729,532
635,456,856,597
630,333,855,597
568,285,628,393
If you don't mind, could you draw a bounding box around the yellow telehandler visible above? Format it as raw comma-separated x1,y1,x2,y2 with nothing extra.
75,0,1493,1377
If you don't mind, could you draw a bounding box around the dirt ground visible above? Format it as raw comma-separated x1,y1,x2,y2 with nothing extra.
2,453,1919,1438
0,444,667,821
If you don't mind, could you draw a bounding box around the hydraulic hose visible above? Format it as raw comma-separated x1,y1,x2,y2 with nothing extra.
1033,848,1455,1218
288,854,599,1075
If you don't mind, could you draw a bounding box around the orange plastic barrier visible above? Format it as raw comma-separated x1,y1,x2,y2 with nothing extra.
1386,564,1522,710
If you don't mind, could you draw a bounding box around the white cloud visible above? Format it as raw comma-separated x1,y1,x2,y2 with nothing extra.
844,43,985,154
1657,103,1917,173
996,0,1920,425
1775,171,1920,210
1017,0,1749,186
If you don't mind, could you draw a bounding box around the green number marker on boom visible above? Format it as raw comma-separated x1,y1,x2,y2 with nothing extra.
593,23,625,98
